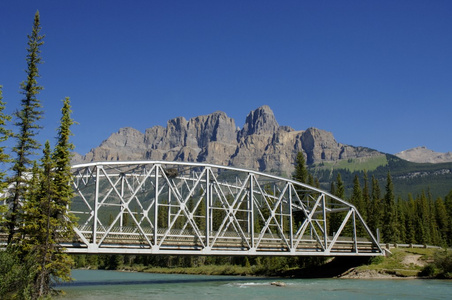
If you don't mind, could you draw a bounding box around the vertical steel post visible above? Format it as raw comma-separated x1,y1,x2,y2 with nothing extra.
353,210,358,253
168,180,171,229
250,173,254,249
154,164,159,246
120,173,124,231
323,194,328,249
289,184,294,250
92,165,100,245
206,167,210,248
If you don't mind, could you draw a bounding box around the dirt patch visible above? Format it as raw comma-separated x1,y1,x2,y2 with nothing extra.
339,269,395,279
402,254,425,267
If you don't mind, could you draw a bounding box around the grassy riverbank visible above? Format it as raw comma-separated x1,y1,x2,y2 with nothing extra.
341,247,452,279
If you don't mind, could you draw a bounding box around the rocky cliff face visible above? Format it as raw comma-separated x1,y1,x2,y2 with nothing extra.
76,105,382,175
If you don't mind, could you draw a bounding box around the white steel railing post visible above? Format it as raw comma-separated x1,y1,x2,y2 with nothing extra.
154,164,159,247
92,165,100,245
205,167,210,248
289,184,294,250
249,173,254,249
120,173,124,231
323,194,328,249
353,209,358,253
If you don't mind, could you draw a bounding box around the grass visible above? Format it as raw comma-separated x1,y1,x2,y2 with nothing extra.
314,154,388,173
354,248,438,277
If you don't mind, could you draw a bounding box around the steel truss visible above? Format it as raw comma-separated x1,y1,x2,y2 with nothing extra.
66,161,383,256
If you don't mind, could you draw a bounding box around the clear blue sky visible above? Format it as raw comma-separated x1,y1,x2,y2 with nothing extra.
1,0,451,156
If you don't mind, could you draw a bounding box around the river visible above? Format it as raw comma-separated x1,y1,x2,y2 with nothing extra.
58,270,452,299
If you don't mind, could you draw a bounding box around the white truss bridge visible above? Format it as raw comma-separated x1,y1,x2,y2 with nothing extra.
61,161,384,257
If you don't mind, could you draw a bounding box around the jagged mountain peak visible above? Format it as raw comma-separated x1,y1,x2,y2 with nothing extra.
77,105,383,175
239,105,279,138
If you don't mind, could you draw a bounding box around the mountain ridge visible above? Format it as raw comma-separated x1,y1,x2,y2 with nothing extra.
73,105,383,176
395,146,452,163
72,105,452,198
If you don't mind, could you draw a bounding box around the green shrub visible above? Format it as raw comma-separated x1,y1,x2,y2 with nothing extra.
419,264,436,277
370,256,384,265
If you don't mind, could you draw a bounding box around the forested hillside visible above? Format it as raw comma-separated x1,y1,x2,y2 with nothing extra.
313,154,452,200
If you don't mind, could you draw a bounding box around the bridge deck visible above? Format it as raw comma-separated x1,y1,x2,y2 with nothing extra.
57,226,381,256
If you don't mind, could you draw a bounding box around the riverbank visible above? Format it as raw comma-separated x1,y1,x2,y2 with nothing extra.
73,247,450,279
340,247,437,279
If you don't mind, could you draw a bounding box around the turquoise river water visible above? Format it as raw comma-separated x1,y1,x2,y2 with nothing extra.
58,269,452,300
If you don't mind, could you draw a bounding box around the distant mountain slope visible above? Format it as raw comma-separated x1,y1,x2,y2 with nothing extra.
313,154,452,199
395,146,452,163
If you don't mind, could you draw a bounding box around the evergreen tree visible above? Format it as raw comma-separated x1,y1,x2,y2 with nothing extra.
382,172,397,243
367,175,382,236
435,197,450,246
335,173,345,200
404,194,416,244
23,141,55,297
51,97,76,242
292,152,308,183
362,171,370,221
428,196,441,246
395,197,406,243
350,175,364,213
445,190,452,245
157,199,168,229
308,173,315,187
52,97,75,219
292,152,309,228
328,173,345,234
7,11,45,243
415,191,431,244
195,192,206,231
0,86,12,225
329,181,336,196
350,175,365,236
19,98,75,297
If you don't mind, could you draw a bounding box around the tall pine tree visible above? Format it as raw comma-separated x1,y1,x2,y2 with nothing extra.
0,86,12,223
52,97,76,239
20,98,75,297
435,197,449,246
292,152,308,183
445,190,452,245
382,172,397,243
362,171,370,221
7,11,44,243
292,151,309,227
367,175,382,236
350,175,365,236
328,173,345,234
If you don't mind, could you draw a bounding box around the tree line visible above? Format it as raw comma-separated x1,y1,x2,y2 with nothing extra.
295,151,452,247
331,169,452,247
0,11,75,299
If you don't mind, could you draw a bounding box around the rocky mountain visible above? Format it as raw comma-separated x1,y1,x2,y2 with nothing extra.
395,146,452,163
75,105,383,176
